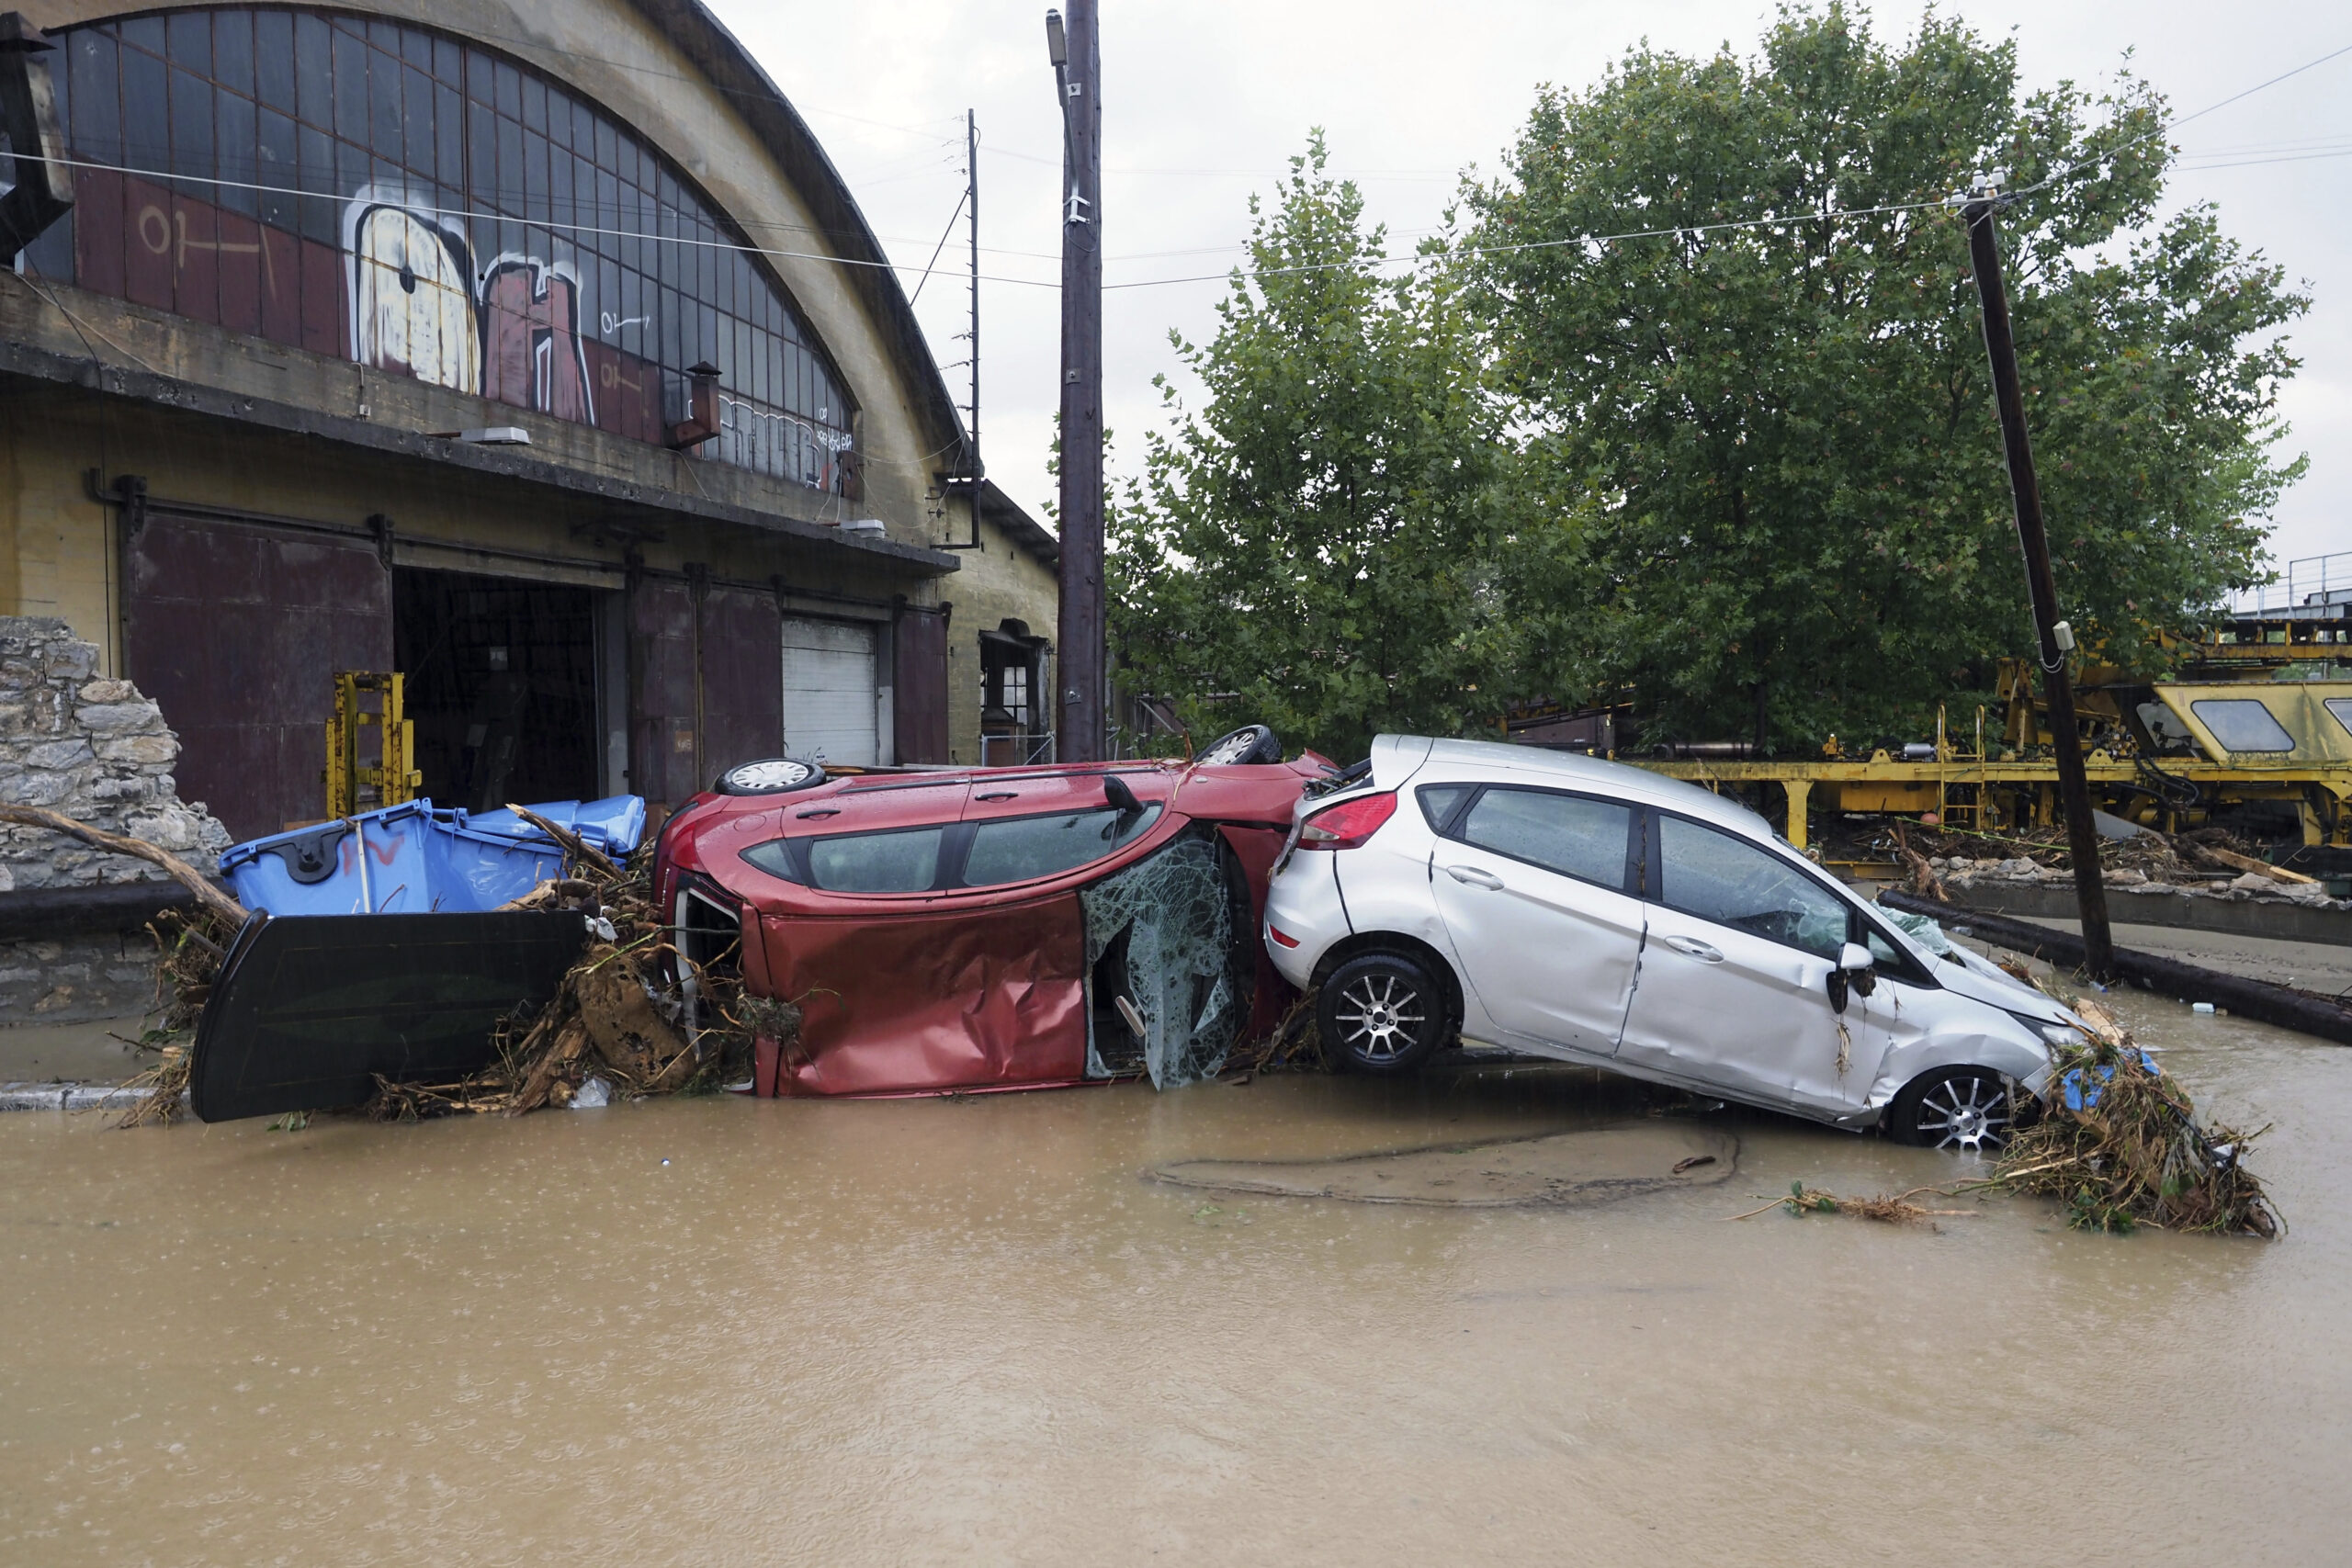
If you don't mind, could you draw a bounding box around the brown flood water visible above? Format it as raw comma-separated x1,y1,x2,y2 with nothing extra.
4,986,2349,1566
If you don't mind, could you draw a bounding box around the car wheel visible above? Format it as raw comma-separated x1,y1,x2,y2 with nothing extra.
1194,724,1283,767
1318,953,1446,1075
1888,1066,2018,1154
717,758,827,795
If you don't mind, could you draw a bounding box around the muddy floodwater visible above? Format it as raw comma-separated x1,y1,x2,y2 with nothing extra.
5,987,2350,1566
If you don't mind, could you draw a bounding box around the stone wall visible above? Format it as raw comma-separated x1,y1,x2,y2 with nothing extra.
1,616,232,1021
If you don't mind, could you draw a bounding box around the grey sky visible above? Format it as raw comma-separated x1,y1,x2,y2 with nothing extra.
707,1,2352,586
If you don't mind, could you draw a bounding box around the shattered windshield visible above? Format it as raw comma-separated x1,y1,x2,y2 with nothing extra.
1080,829,1252,1089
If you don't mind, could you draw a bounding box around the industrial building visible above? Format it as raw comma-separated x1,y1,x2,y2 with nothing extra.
0,0,1058,840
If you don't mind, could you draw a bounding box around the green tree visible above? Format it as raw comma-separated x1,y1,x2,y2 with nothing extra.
1464,2,2305,749
1108,135,1527,761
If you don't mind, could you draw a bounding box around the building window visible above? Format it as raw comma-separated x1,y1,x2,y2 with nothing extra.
28,8,858,493
979,621,1048,767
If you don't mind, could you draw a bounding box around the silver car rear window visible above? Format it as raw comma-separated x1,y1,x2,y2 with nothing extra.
1458,788,1633,891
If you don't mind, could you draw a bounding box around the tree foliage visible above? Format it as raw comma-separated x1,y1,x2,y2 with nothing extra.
1109,5,2306,756
1464,2,2304,747
1107,135,1526,760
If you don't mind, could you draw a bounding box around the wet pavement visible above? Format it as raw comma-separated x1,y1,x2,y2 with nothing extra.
3,986,2348,1565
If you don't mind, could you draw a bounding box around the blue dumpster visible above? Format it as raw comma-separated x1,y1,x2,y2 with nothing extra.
218,795,645,917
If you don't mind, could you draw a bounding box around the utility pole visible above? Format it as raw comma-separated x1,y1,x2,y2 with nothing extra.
1047,3,1103,762
966,107,981,491
941,110,985,552
1963,182,2115,981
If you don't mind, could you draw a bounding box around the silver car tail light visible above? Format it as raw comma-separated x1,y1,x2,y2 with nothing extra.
1296,791,1397,850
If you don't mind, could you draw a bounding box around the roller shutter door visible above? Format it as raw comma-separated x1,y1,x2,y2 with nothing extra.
781,618,878,766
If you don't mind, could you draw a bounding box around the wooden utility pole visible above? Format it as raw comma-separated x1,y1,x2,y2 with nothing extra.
1963,187,2116,980
1048,2,1103,761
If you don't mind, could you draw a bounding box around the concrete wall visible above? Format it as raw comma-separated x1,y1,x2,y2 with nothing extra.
939,497,1060,766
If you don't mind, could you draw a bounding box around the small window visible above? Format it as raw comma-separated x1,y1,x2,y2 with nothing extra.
738,839,801,885
964,805,1162,887
1416,784,1474,831
805,828,944,893
1656,815,1849,960
1457,788,1632,891
2324,697,2352,739
2190,698,2296,753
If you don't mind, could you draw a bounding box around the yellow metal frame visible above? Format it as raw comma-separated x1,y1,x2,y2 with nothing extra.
1638,750,2351,852
323,671,423,818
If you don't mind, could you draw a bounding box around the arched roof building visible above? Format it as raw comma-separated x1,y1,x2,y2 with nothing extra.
0,0,1057,837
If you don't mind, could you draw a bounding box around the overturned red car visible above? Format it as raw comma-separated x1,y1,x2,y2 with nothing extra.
652,728,1331,1097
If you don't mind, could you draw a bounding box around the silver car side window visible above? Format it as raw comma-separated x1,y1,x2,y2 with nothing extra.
1456,788,1633,892
1655,815,1848,960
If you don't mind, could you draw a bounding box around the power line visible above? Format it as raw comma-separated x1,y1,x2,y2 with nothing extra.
26,150,1068,291
29,25,2352,306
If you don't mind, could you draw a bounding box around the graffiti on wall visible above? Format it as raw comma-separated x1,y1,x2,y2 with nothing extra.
343,186,594,423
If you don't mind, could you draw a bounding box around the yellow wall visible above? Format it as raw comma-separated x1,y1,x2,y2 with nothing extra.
938,496,1060,765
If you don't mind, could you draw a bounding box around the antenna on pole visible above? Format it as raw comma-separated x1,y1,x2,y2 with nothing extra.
941,107,985,550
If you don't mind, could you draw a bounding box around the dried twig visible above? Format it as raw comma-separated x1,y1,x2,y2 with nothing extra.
0,804,246,925
503,804,621,879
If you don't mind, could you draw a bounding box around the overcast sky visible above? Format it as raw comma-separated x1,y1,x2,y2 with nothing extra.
707,1,2352,592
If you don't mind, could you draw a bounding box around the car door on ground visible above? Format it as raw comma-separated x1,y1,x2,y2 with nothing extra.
1617,812,1857,1110
1425,782,1647,1057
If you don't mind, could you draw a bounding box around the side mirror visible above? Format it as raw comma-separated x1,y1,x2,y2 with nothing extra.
1827,942,1877,1013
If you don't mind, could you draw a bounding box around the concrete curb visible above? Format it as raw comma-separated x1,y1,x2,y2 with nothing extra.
1939,881,2352,946
0,1081,181,1113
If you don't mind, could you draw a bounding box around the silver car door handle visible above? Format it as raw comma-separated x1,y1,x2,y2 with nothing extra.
1662,935,1724,963
1444,864,1504,890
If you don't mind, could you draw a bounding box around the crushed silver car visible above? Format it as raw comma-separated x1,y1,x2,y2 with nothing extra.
1262,736,2086,1151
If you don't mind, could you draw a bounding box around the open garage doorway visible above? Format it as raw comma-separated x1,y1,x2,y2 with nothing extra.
393,569,604,811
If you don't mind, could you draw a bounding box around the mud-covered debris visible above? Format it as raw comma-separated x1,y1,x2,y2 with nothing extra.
1992,998,2280,1236
1726,1180,1976,1230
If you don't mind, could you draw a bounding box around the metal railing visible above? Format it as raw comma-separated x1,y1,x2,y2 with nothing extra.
979,731,1056,768
2231,552,2352,616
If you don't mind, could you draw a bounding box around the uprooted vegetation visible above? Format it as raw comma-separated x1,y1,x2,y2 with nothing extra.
362,832,767,1120
1992,997,2280,1236
106,807,771,1125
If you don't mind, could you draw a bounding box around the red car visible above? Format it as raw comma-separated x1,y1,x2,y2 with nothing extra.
653,728,1332,1097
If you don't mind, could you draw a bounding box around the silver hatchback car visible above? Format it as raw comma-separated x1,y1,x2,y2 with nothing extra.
1262,736,2086,1152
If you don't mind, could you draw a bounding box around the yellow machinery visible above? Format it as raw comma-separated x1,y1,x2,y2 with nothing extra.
323,671,423,818
1630,660,2352,852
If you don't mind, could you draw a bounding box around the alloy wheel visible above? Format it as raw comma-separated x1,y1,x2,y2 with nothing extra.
1914,1072,2012,1155
1334,972,1427,1065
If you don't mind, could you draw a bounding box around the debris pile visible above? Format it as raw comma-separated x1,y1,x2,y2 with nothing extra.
110,902,242,1126
1833,819,2346,909
364,814,763,1119
1993,998,2281,1236
1728,1179,1975,1231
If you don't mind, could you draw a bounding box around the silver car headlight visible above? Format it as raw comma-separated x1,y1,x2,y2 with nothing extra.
2005,1010,2086,1050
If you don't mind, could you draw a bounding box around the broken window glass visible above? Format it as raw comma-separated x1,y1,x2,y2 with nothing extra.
1080,829,1252,1089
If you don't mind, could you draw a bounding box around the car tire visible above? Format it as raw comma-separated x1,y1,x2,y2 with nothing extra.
716,758,828,795
1887,1066,2019,1154
1193,724,1283,767
1318,953,1447,1075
